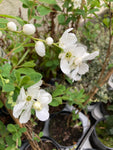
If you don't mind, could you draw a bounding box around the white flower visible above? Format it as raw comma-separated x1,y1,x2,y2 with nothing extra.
46,37,54,45
108,74,113,88
7,22,17,31
59,28,77,49
72,0,82,9
59,44,99,82
23,24,36,35
35,41,45,57
0,31,2,37
13,80,52,123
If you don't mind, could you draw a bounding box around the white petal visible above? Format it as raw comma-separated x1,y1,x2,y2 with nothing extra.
83,51,99,61
67,66,79,81
19,102,33,123
73,46,87,58
35,106,49,121
16,87,26,103
38,89,52,104
59,28,77,49
78,63,89,75
108,74,113,88
35,41,45,57
13,101,26,118
60,59,71,74
27,80,42,95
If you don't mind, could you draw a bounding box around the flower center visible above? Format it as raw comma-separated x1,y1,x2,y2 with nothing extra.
66,52,72,58
26,96,32,101
33,101,42,110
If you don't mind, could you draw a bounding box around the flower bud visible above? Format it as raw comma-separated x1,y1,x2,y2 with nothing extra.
9,91,14,96
35,41,45,57
5,79,10,84
7,22,17,31
23,24,36,35
46,37,53,45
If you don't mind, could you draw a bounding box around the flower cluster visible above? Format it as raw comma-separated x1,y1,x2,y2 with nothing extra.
58,28,99,81
13,80,52,123
6,22,100,123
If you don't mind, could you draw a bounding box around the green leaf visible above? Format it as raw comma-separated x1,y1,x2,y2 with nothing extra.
0,101,3,108
32,16,41,20
38,0,56,4
0,18,8,28
17,49,30,66
20,76,30,87
0,138,5,146
52,83,66,97
39,131,43,137
21,61,36,68
0,121,6,135
103,18,110,27
12,132,21,141
58,14,65,24
88,8,99,14
17,68,36,74
37,6,51,16
5,145,17,150
0,14,25,25
19,127,26,133
7,124,17,133
75,9,85,16
1,63,11,77
6,136,15,147
29,72,42,84
2,83,15,92
53,4,61,11
50,97,62,106
108,63,113,69
17,68,42,88
13,43,24,53
0,143,5,150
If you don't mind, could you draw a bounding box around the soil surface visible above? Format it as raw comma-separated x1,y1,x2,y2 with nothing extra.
49,112,83,146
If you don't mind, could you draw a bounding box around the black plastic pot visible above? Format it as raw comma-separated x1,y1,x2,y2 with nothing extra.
43,104,91,150
20,137,61,150
89,117,113,150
